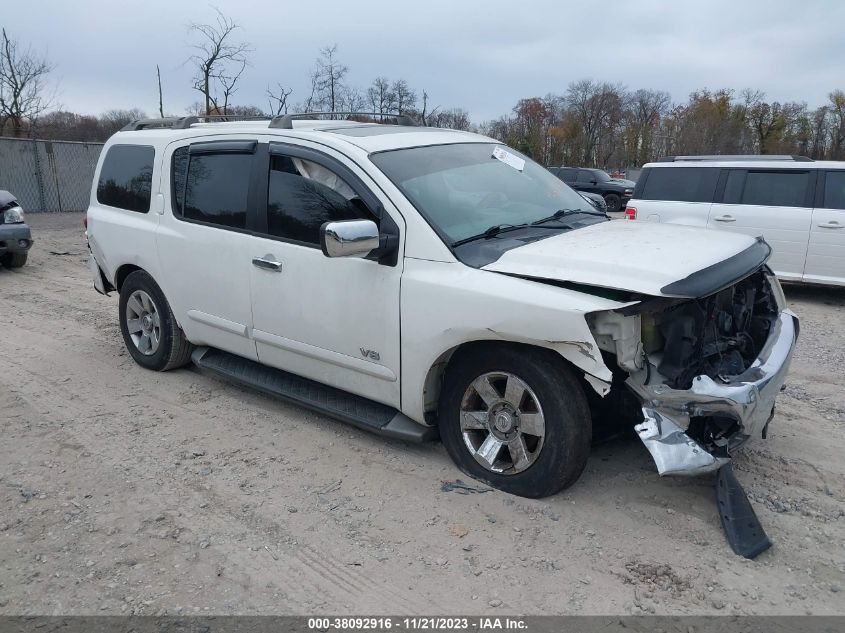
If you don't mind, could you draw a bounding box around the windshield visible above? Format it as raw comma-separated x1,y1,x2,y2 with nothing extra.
370,143,600,244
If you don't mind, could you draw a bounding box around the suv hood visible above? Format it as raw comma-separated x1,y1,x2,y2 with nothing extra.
609,178,636,188
482,221,769,298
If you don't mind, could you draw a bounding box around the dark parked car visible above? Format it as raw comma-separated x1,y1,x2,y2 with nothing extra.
0,190,32,268
547,167,636,212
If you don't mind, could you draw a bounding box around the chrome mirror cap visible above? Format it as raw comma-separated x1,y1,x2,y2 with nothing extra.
320,219,380,258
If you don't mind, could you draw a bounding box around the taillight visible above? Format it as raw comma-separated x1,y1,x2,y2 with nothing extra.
83,213,88,229
625,207,637,220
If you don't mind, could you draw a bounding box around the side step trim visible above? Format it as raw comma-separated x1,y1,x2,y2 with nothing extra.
191,347,437,443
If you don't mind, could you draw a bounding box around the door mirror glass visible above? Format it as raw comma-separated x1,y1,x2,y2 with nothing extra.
320,219,380,258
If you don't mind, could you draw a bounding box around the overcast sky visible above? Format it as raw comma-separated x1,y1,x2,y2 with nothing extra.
6,0,844,122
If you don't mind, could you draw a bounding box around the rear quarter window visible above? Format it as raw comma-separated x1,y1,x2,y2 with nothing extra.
737,171,810,207
96,145,155,213
822,171,845,210
638,167,718,203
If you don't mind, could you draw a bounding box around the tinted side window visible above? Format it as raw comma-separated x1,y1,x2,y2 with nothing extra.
183,153,251,229
96,145,154,212
640,167,718,203
575,170,595,184
267,155,374,245
741,171,809,207
558,168,577,182
823,171,845,210
722,170,746,203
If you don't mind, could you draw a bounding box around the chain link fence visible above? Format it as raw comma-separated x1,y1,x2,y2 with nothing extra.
0,137,104,212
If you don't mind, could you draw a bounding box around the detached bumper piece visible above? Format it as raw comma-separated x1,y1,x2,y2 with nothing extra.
717,462,771,559
629,310,798,476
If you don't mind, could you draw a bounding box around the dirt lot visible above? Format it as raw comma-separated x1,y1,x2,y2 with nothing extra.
1,212,844,616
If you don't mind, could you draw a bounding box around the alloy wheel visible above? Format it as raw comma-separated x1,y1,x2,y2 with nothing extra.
459,371,546,474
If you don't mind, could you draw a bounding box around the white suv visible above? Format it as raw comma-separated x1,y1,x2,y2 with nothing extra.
626,155,845,287
86,114,798,499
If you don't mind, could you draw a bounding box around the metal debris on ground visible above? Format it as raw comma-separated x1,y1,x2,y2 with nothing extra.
440,479,492,494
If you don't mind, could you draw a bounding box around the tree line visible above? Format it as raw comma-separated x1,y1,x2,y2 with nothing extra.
482,83,845,168
2,8,844,168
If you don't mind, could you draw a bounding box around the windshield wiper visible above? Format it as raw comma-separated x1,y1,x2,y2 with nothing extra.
451,223,529,247
530,208,606,226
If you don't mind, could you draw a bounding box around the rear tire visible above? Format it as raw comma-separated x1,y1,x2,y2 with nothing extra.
604,193,621,213
119,270,193,371
1,252,27,268
438,344,592,498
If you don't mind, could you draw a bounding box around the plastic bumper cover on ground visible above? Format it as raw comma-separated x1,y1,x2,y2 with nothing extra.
627,310,798,476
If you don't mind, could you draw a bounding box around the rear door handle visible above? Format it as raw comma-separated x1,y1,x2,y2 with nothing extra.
252,256,283,272
713,215,736,222
818,221,844,229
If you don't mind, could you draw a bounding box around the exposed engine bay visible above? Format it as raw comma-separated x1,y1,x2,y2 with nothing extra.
588,267,791,459
646,270,779,390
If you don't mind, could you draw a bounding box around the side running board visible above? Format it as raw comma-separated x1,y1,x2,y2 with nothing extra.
191,347,438,443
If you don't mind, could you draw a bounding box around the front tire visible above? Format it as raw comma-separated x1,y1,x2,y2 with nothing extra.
1,252,27,268
438,345,592,498
119,270,193,371
604,193,621,213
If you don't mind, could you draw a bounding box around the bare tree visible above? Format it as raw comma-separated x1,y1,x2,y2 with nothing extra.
339,85,366,113
100,108,147,136
367,77,396,117
391,79,416,114
0,28,56,136
311,45,348,114
624,88,671,164
214,57,247,114
187,8,251,115
565,79,626,165
829,90,845,160
428,108,470,131
266,83,293,116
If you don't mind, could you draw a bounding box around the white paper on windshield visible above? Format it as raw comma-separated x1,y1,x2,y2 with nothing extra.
492,146,525,172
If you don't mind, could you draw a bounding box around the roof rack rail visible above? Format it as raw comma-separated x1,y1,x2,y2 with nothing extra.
121,114,273,131
121,116,200,131
657,155,814,163
269,111,419,129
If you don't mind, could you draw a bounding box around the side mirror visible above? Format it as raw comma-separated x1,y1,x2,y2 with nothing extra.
320,219,380,258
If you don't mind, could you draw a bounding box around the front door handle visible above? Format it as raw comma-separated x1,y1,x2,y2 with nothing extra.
713,215,736,222
818,221,844,229
252,256,283,272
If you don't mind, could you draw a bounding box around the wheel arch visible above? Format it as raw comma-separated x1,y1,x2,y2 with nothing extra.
114,263,144,292
421,339,609,424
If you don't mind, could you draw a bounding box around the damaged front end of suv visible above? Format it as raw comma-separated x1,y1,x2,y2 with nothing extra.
587,242,799,477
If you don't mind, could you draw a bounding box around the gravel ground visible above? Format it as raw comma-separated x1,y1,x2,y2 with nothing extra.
1,212,843,615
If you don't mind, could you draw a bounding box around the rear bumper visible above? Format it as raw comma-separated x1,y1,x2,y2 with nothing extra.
0,223,33,255
627,309,798,475
88,252,109,295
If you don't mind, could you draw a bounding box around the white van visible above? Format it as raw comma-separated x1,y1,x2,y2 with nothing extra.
626,156,845,287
